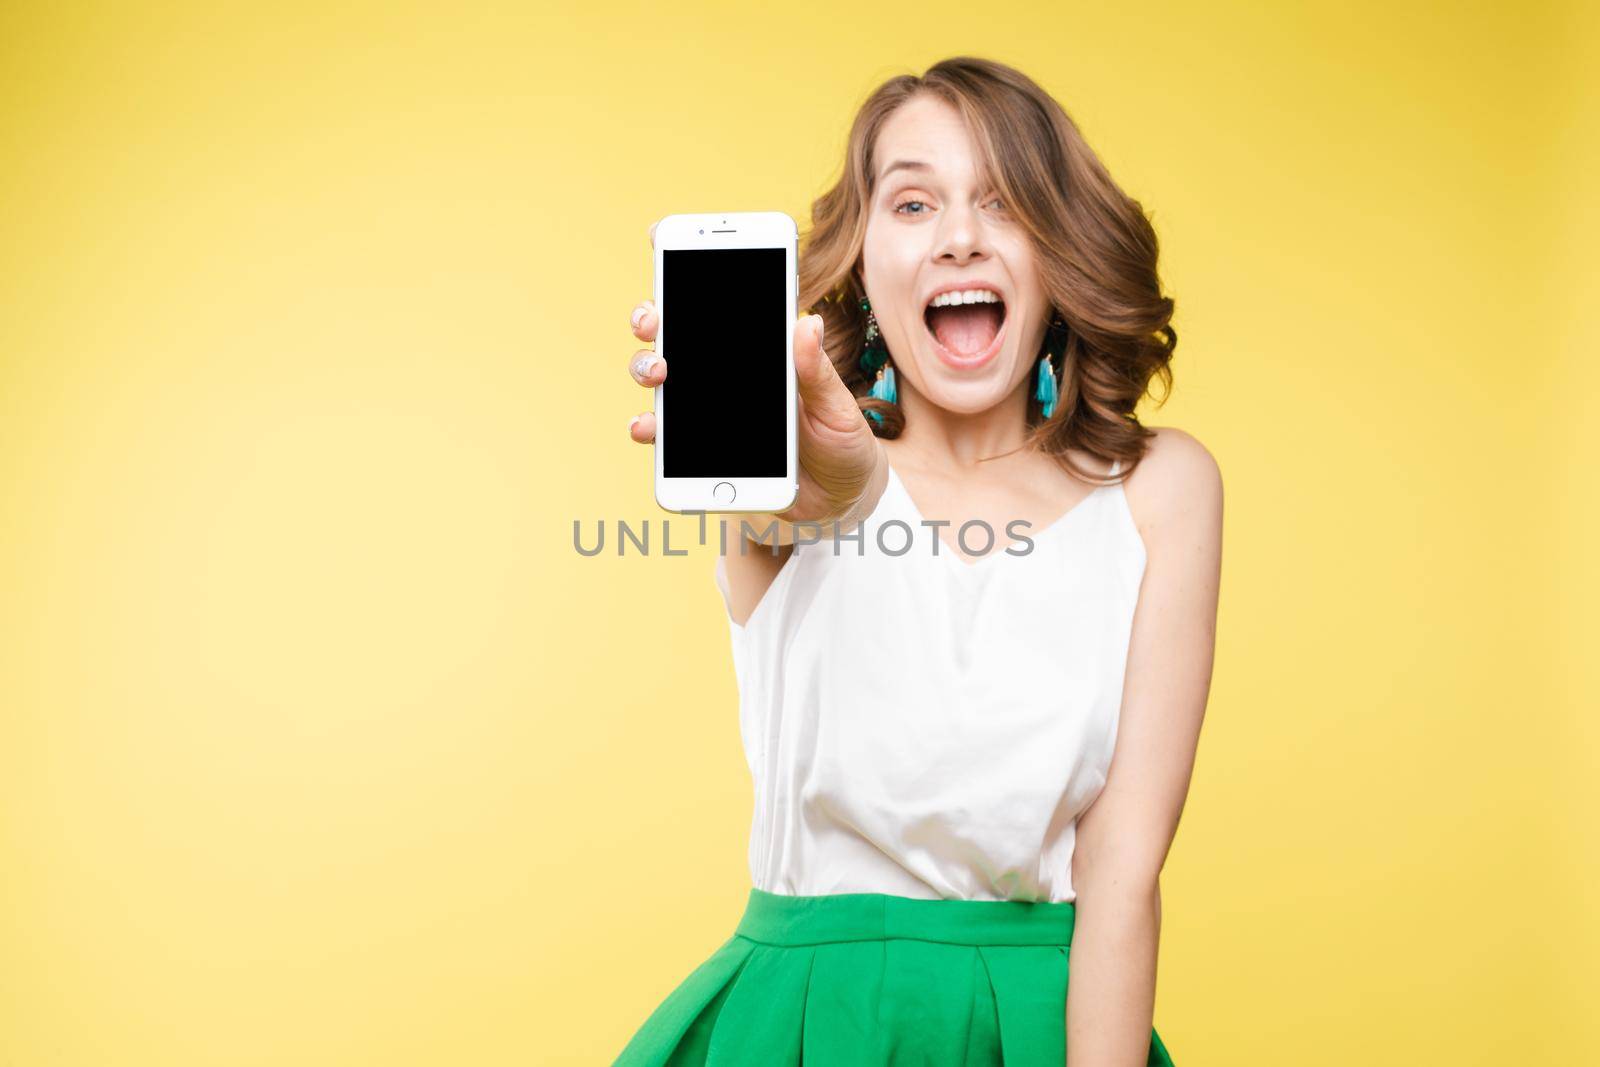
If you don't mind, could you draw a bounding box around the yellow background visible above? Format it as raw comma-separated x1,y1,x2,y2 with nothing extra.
2,2,1594,1063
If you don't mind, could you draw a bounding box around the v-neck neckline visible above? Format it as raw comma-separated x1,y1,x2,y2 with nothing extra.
882,459,1115,571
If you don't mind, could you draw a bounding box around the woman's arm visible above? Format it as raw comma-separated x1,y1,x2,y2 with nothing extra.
717,440,887,626
1066,426,1223,1066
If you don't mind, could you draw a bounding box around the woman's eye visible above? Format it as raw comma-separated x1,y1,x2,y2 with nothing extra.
891,197,1002,215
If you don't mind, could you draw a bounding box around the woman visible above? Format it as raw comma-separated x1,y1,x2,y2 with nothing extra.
616,56,1221,1066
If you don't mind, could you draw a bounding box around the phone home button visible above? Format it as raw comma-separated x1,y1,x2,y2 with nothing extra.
712,481,737,506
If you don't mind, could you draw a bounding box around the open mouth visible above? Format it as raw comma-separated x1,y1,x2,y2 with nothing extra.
922,288,1007,368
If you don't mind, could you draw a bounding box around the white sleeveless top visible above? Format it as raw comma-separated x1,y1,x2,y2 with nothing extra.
716,457,1147,903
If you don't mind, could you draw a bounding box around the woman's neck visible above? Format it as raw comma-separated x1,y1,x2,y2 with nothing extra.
886,376,1033,471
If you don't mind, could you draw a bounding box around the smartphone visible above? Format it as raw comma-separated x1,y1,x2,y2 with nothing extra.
652,211,799,513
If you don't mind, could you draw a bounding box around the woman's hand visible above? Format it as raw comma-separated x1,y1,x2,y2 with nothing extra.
626,220,886,534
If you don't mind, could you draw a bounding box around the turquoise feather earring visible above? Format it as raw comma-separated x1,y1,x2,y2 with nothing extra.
1036,314,1068,419
858,297,896,424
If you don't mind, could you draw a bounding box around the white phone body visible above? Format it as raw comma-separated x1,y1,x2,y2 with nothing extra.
652,211,799,514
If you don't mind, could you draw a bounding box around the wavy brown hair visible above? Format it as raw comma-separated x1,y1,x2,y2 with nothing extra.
799,56,1176,483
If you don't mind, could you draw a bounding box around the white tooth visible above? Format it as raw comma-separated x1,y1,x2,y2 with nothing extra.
930,289,1003,307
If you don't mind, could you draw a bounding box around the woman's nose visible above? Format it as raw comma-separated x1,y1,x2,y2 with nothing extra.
934,204,988,262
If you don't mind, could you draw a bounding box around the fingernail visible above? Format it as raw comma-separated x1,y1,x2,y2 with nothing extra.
629,414,642,433
631,303,651,329
811,315,825,346
633,354,659,380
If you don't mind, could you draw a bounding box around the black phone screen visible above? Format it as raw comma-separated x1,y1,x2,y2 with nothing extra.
661,247,787,478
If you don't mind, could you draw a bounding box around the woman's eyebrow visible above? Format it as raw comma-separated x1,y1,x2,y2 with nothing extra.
879,159,933,181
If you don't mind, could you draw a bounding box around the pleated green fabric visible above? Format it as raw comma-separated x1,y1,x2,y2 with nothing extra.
613,888,1176,1066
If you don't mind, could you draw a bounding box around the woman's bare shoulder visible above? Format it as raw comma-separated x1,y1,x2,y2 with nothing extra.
1121,425,1223,541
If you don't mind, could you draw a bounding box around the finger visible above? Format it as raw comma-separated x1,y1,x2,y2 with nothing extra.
628,411,656,443
628,348,666,386
630,299,658,342
792,314,868,432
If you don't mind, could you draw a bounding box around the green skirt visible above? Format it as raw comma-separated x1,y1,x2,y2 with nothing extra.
613,887,1176,1066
